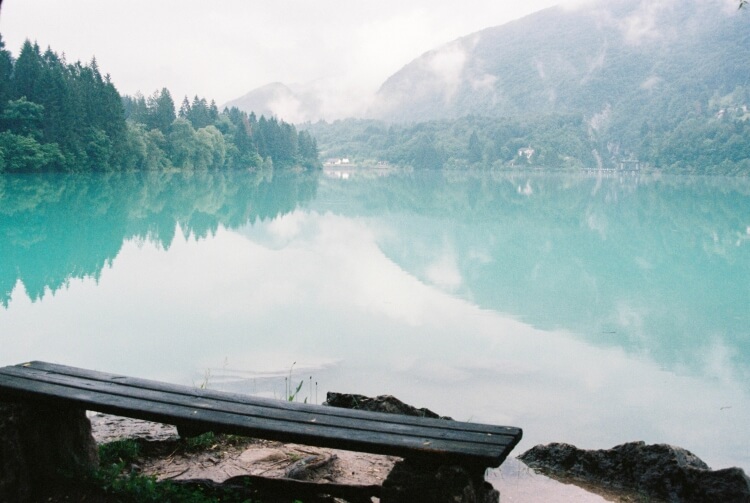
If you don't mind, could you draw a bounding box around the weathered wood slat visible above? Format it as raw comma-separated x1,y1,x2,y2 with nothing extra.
24,361,515,436
0,367,509,448
0,361,522,468
0,373,506,464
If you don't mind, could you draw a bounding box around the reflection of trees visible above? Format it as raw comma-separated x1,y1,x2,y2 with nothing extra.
317,171,750,378
0,169,319,306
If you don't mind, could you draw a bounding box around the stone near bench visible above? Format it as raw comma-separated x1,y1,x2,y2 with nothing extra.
519,441,750,503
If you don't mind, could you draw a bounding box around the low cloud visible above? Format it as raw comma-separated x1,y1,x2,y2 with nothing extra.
427,44,469,103
640,75,662,91
618,0,678,46
267,95,307,124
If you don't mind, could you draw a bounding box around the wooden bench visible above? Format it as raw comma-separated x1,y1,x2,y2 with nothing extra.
0,361,522,499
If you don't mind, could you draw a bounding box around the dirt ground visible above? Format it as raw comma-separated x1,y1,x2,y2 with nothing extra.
90,413,396,487
89,413,631,502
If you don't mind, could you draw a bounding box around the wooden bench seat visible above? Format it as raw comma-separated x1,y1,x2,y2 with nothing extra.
0,361,522,471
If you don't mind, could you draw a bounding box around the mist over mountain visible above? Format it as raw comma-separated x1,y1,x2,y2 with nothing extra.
302,0,749,171
229,1,747,130
369,0,749,135
222,78,373,123
222,82,323,123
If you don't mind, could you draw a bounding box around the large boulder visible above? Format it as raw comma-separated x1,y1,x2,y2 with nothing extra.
519,441,750,503
0,401,99,502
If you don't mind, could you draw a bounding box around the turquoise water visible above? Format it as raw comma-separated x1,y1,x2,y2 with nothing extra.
1,169,748,471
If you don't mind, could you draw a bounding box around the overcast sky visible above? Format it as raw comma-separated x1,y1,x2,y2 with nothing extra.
0,0,565,109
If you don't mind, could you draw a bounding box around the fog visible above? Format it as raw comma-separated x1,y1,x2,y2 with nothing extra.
1,0,741,122
1,0,564,120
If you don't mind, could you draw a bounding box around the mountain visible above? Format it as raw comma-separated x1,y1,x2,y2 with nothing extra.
368,0,750,146
223,78,374,123
222,82,322,123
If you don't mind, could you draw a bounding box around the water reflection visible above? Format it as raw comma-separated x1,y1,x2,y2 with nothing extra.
0,169,319,306
312,171,750,384
0,169,748,471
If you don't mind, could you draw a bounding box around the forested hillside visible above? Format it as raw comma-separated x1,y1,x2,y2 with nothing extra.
323,0,749,171
0,37,320,172
373,0,749,125
307,114,602,170
307,109,750,173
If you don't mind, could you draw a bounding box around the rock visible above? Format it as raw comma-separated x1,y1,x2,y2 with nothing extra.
0,401,99,502
285,453,338,480
324,392,452,420
519,441,750,503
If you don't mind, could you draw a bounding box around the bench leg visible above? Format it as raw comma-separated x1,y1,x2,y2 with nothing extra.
0,401,99,502
176,423,213,439
381,459,499,503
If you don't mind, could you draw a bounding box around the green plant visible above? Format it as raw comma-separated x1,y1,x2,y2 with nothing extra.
89,452,257,502
184,431,218,452
285,361,305,402
197,368,212,390
181,431,254,455
98,439,141,466
92,469,256,502
288,378,304,402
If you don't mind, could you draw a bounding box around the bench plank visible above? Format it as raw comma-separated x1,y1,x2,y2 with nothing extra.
18,361,518,436
0,367,509,447
0,361,522,468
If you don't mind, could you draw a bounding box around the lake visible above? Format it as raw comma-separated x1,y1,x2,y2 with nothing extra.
1,168,748,473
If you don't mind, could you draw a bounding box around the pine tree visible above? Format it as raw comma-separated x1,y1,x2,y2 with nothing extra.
0,35,14,112
146,88,175,134
209,100,219,123
178,96,191,118
38,48,75,149
12,40,43,102
187,95,211,128
123,93,148,123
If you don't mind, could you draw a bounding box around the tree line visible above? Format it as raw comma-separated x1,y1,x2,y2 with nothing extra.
306,115,602,170
0,37,320,172
306,102,750,174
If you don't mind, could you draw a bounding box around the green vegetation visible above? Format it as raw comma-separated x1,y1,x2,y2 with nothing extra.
122,90,320,171
307,114,600,170
285,362,305,403
99,439,143,466
307,106,750,173
0,36,320,172
91,435,260,502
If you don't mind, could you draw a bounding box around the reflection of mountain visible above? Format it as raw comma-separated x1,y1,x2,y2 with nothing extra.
312,171,750,379
3,169,748,380
0,170,319,306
